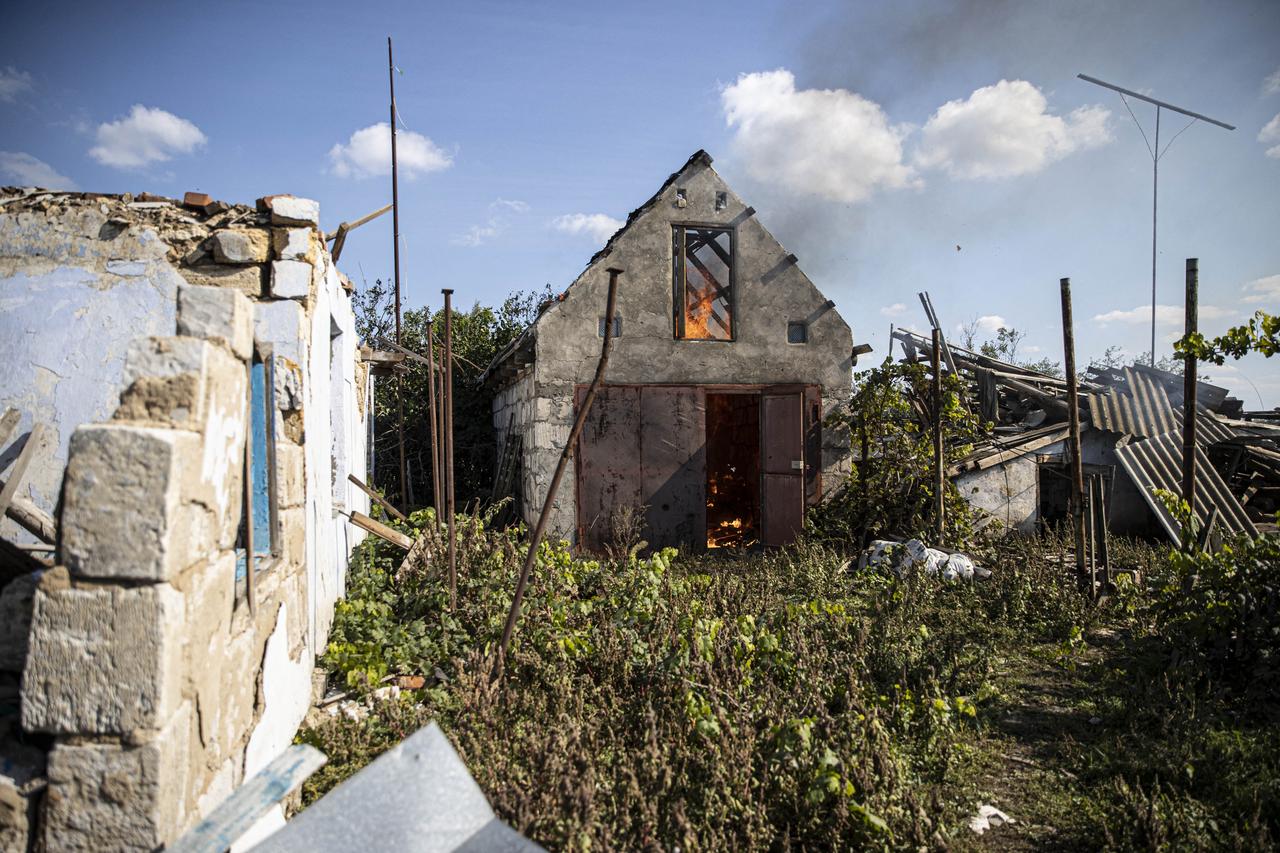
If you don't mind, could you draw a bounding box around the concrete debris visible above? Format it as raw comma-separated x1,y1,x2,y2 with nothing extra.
967,804,1014,835
858,539,990,581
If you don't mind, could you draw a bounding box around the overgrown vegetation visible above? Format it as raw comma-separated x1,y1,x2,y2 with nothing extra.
301,513,1280,850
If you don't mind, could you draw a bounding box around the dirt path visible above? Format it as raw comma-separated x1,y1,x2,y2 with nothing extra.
957,629,1121,850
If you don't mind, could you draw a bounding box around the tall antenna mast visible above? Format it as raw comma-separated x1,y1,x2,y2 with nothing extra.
389,36,407,503
1077,74,1234,366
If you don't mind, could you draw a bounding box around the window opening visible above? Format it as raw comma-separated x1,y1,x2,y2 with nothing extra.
673,225,734,341
237,352,276,580
705,392,760,548
597,316,622,337
787,321,808,344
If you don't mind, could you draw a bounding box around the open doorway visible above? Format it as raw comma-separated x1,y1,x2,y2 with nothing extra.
705,392,760,548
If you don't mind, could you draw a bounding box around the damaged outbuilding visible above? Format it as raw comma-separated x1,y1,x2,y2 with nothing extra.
482,151,855,552
0,187,372,851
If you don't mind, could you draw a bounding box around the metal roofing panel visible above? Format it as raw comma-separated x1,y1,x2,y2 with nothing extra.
1087,367,1235,445
1113,432,1258,544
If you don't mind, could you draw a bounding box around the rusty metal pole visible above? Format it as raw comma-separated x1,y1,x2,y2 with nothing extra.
1060,278,1090,596
1182,257,1199,544
425,317,443,525
494,268,623,681
931,328,945,542
388,36,407,505
442,289,456,610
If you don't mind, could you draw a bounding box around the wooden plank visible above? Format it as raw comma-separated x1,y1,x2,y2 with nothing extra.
168,744,326,853
347,474,408,522
348,510,413,550
1,484,55,544
0,424,43,521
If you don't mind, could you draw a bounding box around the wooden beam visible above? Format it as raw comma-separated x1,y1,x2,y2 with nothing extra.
347,474,408,521
347,510,414,550
1,487,56,544
0,424,43,521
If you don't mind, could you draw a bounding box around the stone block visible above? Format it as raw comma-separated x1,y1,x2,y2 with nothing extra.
42,702,191,851
177,285,254,360
0,571,40,672
277,442,305,508
183,553,235,757
115,336,244,430
181,263,265,298
271,260,311,300
210,228,271,264
23,573,185,735
277,507,306,566
273,228,314,262
255,300,306,364
62,425,215,581
0,738,43,853
269,197,319,227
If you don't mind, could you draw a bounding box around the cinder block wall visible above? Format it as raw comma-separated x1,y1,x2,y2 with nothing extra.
2,192,369,850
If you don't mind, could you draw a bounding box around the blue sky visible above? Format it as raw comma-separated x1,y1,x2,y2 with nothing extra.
3,0,1278,404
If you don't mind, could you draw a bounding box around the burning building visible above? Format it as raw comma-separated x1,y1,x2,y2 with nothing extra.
483,151,854,552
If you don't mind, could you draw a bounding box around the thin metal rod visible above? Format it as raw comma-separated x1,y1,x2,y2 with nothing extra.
443,289,456,610
1182,257,1199,540
931,328,944,542
1077,74,1236,130
1151,106,1160,366
426,317,443,525
1060,278,1090,596
494,268,623,680
388,36,407,504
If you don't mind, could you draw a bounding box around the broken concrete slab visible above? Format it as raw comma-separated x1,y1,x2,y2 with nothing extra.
211,229,271,265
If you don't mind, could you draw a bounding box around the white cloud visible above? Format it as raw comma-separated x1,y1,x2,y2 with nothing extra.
1023,344,1042,354
329,122,452,179
0,151,77,190
550,212,624,244
880,303,907,318
1242,274,1280,304
1259,113,1280,159
915,80,1111,179
88,105,206,169
973,314,1006,333
1092,303,1232,326
451,198,529,247
0,67,33,103
1264,68,1280,97
721,69,918,204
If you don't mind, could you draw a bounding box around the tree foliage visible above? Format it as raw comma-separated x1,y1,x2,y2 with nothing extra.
1176,310,1279,365
812,359,985,549
355,278,549,508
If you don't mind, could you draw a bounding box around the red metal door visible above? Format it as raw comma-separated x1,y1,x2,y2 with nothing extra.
575,386,642,551
761,387,805,546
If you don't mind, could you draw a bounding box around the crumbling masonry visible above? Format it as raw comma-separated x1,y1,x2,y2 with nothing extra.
0,188,370,851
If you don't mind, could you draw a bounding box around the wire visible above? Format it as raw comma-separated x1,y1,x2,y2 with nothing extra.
1158,116,1199,160
1119,93,1155,159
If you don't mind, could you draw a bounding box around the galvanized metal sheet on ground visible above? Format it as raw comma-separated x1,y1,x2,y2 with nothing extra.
1113,432,1258,544
249,722,543,853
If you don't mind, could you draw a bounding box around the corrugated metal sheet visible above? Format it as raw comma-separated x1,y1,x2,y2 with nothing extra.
1087,367,1234,444
1113,432,1258,544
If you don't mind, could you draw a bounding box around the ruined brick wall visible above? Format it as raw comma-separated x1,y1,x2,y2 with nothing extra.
0,190,369,850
